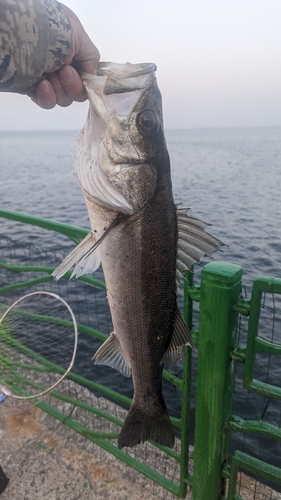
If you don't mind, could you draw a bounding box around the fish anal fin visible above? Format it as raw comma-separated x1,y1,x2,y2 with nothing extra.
161,308,192,367
93,333,131,377
118,405,175,449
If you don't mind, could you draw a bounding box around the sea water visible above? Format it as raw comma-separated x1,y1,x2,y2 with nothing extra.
1,128,280,285
0,127,281,467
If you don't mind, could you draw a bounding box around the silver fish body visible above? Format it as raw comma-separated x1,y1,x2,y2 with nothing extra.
94,173,177,448
53,62,223,448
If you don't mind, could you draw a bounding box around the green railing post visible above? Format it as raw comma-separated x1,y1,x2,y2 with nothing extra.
192,261,242,500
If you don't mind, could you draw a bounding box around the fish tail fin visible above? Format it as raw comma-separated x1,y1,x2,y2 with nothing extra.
118,404,175,449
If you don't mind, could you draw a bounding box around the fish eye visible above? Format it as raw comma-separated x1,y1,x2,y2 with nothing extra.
136,110,159,136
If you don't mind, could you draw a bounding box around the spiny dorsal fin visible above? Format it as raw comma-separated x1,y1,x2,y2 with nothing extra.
161,308,192,367
93,333,131,377
177,207,224,274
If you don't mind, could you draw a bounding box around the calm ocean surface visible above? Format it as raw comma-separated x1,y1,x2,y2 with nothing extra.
0,127,281,470
1,127,280,285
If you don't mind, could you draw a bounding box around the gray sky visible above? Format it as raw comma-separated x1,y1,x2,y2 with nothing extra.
0,0,281,131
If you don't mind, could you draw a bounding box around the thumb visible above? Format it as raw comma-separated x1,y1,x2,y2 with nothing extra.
79,58,99,74
73,30,100,75
74,24,100,72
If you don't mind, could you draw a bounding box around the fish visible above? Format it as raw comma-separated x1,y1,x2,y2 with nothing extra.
52,62,223,449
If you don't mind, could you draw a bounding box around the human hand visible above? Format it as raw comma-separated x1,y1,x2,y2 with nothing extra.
30,4,100,109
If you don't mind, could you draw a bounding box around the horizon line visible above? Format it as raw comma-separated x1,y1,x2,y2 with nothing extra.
0,124,280,133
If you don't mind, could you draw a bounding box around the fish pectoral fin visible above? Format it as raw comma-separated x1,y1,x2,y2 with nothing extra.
52,214,126,281
52,232,101,281
161,308,192,367
176,207,225,274
93,333,131,377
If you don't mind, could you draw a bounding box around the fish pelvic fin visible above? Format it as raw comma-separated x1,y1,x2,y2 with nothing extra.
93,333,131,377
118,404,175,449
161,308,192,367
52,232,101,280
176,207,225,274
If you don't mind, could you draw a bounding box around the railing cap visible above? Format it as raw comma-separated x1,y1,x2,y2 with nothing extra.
202,261,243,285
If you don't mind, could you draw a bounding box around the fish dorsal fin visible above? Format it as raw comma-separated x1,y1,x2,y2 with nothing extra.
176,207,224,274
161,309,192,367
93,333,131,377
52,214,126,281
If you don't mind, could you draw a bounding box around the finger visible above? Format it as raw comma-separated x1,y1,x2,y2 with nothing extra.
74,36,100,75
79,58,99,75
30,79,56,109
57,65,87,102
46,72,73,107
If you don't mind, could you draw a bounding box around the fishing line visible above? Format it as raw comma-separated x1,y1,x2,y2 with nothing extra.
0,291,78,415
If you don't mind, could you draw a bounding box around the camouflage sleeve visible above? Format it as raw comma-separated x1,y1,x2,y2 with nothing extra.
0,0,72,94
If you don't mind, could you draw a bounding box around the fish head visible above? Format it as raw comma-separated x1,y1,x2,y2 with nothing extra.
76,62,169,215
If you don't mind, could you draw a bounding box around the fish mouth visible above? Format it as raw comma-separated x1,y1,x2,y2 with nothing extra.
97,62,157,95
83,62,157,95
81,62,157,121
97,62,157,77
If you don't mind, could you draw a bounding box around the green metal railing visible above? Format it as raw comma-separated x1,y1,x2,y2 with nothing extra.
191,263,243,499
1,208,281,499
